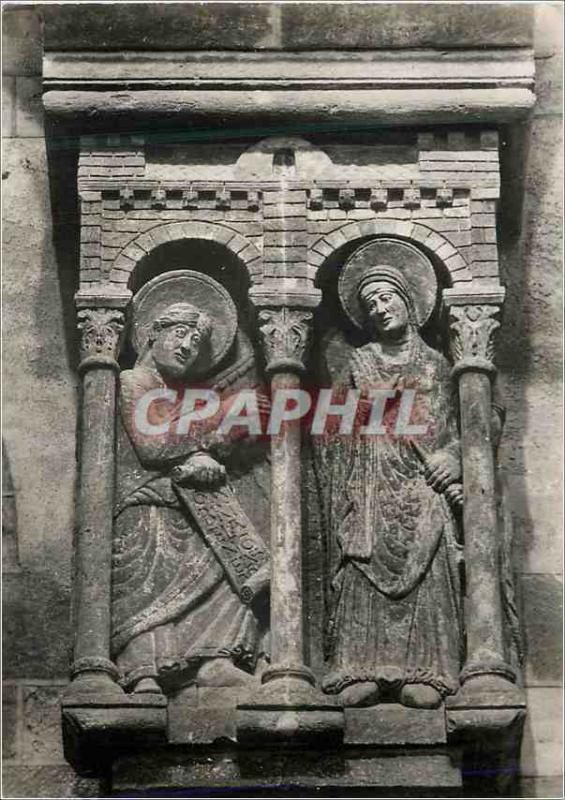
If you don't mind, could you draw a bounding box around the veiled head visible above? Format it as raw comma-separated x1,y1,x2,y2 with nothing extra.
357,266,416,340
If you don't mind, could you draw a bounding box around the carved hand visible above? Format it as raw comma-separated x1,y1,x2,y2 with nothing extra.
171,452,226,489
423,450,462,493
444,483,464,509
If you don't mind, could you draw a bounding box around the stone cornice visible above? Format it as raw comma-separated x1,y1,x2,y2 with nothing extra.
44,49,535,92
43,49,535,127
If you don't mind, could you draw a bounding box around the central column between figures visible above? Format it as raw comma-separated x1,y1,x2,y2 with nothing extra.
255,304,316,690
236,292,343,745
268,370,307,673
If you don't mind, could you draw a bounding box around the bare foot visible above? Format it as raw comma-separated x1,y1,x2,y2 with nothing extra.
133,677,163,695
337,681,380,707
196,658,252,687
400,684,442,709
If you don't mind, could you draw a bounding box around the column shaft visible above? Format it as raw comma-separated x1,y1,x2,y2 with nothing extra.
447,298,515,686
269,371,304,668
75,368,118,665
69,306,125,694
458,370,506,669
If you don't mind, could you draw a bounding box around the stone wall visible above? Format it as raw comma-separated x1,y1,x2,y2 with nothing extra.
497,6,563,795
2,6,99,798
2,3,562,797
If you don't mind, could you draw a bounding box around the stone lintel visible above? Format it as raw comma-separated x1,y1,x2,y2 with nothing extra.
250,281,321,310
443,285,506,308
75,287,132,310
43,87,535,129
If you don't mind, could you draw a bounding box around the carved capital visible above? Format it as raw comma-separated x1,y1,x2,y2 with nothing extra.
448,304,501,377
77,308,125,373
258,307,313,375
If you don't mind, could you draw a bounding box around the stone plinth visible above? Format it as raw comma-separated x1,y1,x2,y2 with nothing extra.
112,703,462,795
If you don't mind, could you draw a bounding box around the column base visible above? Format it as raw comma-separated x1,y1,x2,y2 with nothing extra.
457,664,522,705
63,669,125,703
236,666,344,746
61,689,167,776
446,676,526,795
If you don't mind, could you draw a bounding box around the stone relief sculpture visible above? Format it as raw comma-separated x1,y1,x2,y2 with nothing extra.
315,240,465,709
111,270,270,695
61,130,528,791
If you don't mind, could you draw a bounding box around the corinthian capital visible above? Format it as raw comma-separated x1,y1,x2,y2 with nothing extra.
448,303,501,376
77,308,125,372
258,307,313,375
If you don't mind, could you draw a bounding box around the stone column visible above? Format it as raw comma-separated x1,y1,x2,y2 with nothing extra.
67,304,126,697
257,305,314,690
446,295,517,692
237,294,343,744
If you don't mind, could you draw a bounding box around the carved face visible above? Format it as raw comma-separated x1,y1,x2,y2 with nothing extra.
150,321,205,381
360,280,410,338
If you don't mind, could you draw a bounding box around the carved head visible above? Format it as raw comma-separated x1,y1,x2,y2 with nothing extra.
147,302,212,381
339,239,437,333
358,266,416,340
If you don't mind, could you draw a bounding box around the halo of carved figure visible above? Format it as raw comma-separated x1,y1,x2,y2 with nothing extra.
131,269,238,369
338,238,438,329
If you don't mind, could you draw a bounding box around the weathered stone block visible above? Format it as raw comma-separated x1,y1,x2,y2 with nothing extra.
280,4,533,49
43,3,276,51
472,213,497,228
2,572,71,679
533,5,563,116
168,707,237,745
263,204,305,219
1,765,99,798
15,77,43,138
264,231,308,248
345,704,446,745
521,574,563,686
2,76,16,138
519,776,564,798
80,227,100,243
521,688,563,777
2,683,18,760
22,685,66,764
2,7,42,77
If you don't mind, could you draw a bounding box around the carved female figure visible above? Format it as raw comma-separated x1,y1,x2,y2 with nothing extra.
317,240,464,709
112,270,269,695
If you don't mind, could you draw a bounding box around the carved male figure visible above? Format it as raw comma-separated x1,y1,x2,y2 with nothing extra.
111,270,268,695
317,240,464,709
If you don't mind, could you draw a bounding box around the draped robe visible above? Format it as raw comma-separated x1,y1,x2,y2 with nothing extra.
316,334,464,697
111,365,267,690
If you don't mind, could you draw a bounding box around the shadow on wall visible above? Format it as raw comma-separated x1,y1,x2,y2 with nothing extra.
3,570,71,681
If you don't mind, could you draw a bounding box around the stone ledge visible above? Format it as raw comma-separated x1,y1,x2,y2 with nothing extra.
42,87,536,131
112,746,463,794
345,705,447,746
43,49,535,91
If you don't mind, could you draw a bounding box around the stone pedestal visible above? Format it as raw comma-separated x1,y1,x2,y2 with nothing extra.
113,702,463,795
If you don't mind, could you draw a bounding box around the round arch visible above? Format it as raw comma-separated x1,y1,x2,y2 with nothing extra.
109,221,263,288
309,219,474,286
